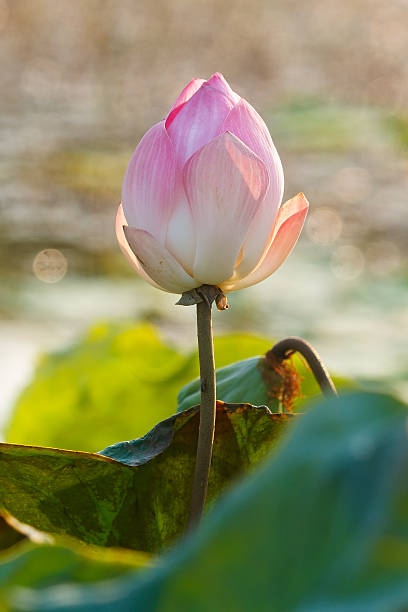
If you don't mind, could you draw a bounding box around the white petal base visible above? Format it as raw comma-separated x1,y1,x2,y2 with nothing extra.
123,227,197,294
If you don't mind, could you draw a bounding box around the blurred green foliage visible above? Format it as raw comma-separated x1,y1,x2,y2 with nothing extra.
6,323,353,453
5,324,275,452
271,101,391,153
6,322,187,451
23,149,132,201
386,112,408,151
0,534,148,606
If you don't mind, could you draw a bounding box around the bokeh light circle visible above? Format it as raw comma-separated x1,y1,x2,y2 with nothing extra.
306,206,343,246
33,249,68,283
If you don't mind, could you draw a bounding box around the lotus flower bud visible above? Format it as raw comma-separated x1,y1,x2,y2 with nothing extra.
117,73,308,294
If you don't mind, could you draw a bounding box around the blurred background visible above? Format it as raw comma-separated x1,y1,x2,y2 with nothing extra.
1,0,407,438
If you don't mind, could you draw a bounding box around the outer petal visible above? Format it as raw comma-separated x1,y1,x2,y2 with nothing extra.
166,83,235,168
223,99,283,190
165,78,205,129
220,193,309,292
183,131,269,285
121,121,176,243
205,73,240,104
115,204,161,290
222,99,284,277
123,227,197,294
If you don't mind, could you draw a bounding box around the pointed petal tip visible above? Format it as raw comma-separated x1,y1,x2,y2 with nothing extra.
205,72,227,86
166,78,205,130
205,73,240,103
166,85,236,166
279,192,309,221
295,192,309,207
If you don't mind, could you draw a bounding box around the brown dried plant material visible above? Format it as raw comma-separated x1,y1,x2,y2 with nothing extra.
259,350,302,413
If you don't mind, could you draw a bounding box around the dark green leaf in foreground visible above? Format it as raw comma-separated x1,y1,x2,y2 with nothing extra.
0,541,145,596
0,403,291,554
6,324,191,453
13,392,408,612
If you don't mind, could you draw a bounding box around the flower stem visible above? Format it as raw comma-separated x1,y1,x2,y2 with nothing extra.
187,298,216,531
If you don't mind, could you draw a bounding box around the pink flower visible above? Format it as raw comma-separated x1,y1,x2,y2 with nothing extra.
117,73,308,294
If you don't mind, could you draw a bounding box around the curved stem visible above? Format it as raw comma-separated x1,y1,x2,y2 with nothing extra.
271,336,337,398
187,299,216,530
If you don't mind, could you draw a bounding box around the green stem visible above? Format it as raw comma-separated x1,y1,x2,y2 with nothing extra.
187,298,216,530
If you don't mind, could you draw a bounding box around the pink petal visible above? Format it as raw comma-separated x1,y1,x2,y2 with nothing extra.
170,78,206,111
205,73,240,104
165,78,205,129
121,121,176,243
115,203,161,290
232,190,280,280
166,83,235,168
220,193,309,292
183,131,269,285
221,100,284,276
223,98,283,203
123,227,197,294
